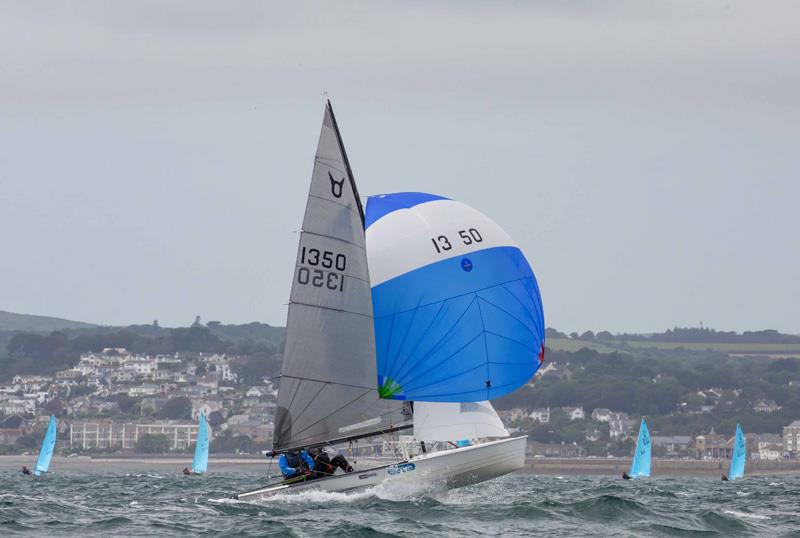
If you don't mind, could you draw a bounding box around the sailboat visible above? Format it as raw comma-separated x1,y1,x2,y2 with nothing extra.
723,424,746,481
33,415,57,477
623,418,650,479
189,411,209,475
235,101,545,500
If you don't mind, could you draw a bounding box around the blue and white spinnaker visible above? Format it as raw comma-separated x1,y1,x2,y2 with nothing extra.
629,418,651,478
728,424,746,481
366,192,545,402
34,415,57,476
192,411,209,474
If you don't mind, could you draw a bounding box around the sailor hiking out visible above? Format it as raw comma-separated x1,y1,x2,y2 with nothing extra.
273,449,315,480
309,447,353,478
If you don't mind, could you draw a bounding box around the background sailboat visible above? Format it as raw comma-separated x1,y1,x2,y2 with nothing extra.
626,418,651,479
34,415,57,477
727,424,746,481
191,411,209,475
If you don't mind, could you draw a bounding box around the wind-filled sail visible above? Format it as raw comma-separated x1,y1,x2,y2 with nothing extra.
728,424,746,480
273,102,411,452
629,418,651,478
413,401,509,442
365,192,545,402
34,415,57,476
192,411,209,474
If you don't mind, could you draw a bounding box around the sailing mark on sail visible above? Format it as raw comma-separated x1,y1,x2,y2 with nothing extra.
328,172,345,198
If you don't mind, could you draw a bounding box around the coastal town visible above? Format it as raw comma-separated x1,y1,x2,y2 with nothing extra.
0,347,276,454
2,345,800,465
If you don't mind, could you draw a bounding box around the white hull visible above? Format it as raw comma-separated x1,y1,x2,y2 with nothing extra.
236,436,526,501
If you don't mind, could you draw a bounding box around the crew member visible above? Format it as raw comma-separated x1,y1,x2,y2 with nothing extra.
21,466,32,475
622,472,632,480
309,447,353,479
269,449,315,480
182,467,193,476
721,474,729,481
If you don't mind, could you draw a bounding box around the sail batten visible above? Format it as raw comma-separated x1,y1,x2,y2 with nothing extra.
272,102,410,451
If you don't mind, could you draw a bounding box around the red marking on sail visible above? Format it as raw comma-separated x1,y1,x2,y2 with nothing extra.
538,343,545,365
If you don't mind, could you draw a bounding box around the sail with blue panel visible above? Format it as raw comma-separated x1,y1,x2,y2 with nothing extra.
365,192,545,402
728,424,746,480
629,418,651,478
34,415,57,476
192,411,209,474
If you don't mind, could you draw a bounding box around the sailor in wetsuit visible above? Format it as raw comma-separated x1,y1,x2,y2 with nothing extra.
21,466,32,475
274,449,315,481
309,447,353,479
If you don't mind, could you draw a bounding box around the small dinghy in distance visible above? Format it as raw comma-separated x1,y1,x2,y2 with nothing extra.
623,418,650,480
234,101,545,501
33,415,57,477
723,424,746,481
190,411,210,475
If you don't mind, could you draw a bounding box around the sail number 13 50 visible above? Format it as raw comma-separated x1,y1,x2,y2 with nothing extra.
431,228,483,253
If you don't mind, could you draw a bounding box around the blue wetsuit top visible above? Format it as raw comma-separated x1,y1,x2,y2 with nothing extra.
278,450,315,477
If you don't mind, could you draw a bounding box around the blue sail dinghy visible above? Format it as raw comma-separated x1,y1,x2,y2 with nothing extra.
30,415,57,477
623,418,651,480
723,424,746,481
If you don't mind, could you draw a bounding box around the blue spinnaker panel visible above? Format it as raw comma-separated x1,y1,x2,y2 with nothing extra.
728,424,746,480
366,193,545,402
34,415,57,476
629,418,651,478
192,411,209,474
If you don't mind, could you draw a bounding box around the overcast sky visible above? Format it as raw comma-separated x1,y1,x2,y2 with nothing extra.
1,1,798,333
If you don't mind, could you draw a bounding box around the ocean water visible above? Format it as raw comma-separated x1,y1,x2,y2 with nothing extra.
1,471,799,536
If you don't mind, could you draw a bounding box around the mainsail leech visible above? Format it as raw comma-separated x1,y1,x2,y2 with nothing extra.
272,102,410,452
34,415,57,476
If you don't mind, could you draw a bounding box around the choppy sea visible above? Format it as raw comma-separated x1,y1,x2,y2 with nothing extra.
1,470,799,536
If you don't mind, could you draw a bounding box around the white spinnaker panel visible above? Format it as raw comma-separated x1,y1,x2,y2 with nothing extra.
413,401,510,442
367,199,517,286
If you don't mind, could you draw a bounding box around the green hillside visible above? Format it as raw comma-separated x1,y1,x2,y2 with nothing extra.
0,310,97,332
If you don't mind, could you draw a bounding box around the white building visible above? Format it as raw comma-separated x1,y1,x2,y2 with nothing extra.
591,408,613,423
528,408,550,423
562,406,585,421
128,384,160,397
69,421,205,450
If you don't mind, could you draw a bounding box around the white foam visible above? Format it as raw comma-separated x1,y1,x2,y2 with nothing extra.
724,510,770,521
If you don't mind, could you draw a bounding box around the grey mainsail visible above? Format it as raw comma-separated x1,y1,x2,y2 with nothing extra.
273,101,411,452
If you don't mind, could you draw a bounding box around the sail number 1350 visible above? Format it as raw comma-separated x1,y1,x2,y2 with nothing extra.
297,246,347,292
431,228,483,253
